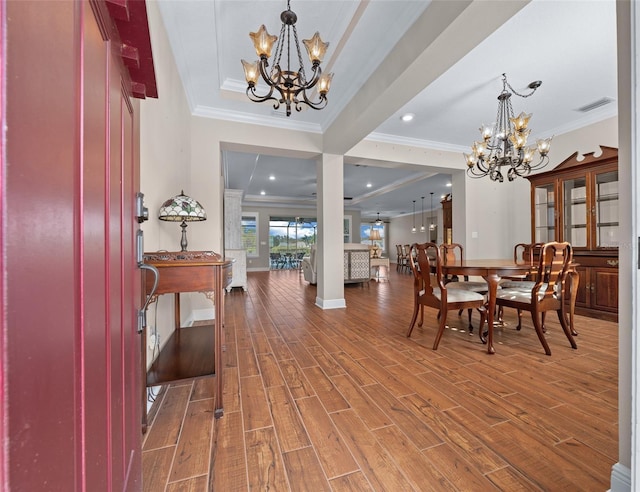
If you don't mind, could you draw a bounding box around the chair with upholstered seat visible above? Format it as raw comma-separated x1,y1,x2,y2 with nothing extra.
407,242,487,350
495,241,576,356
440,243,490,332
498,242,544,330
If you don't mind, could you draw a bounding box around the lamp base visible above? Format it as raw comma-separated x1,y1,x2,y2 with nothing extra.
180,221,188,252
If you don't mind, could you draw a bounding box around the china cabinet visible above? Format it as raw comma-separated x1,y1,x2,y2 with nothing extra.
528,146,618,321
441,194,452,244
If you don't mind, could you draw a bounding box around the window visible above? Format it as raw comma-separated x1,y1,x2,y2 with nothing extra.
241,214,258,256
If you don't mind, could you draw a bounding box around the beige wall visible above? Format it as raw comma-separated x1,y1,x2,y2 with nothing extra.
140,1,194,366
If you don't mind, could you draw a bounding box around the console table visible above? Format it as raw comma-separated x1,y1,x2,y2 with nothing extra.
370,256,390,281
142,251,232,428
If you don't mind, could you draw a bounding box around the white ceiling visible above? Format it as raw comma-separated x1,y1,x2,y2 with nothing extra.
157,0,618,220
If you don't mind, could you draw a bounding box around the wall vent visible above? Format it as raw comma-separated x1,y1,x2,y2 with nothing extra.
576,97,614,113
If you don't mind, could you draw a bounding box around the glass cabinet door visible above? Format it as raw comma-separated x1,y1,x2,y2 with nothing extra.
595,170,618,248
533,183,555,242
562,177,588,248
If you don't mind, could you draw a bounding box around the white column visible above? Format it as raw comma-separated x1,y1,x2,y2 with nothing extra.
611,1,635,490
316,153,345,309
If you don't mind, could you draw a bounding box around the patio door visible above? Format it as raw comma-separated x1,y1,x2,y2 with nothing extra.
269,216,317,269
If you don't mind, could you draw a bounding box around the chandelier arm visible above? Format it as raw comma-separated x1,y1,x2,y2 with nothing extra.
258,58,277,89
302,62,322,90
246,71,278,104
298,93,328,111
528,155,550,171
466,164,490,178
474,157,491,173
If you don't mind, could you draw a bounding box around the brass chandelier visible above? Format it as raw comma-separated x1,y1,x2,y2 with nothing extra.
464,74,552,182
241,0,333,117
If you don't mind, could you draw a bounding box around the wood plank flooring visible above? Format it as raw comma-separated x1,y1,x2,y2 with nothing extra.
142,265,618,491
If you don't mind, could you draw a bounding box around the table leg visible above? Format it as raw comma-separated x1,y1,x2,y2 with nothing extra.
174,293,181,330
482,273,501,355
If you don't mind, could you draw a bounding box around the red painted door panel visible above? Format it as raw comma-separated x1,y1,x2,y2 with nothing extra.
2,1,143,490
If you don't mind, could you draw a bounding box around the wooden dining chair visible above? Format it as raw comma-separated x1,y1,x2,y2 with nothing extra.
498,242,544,330
402,244,411,273
495,241,576,355
440,243,490,332
407,242,487,350
396,244,406,272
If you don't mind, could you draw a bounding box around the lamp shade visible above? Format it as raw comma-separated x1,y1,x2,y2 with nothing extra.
370,229,382,241
158,191,207,222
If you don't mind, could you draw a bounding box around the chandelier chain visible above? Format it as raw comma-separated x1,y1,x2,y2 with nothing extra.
292,24,307,84
502,73,538,99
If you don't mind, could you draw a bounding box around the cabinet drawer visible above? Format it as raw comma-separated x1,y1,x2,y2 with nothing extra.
572,254,618,268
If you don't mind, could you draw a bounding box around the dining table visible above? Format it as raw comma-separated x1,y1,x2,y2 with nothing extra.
440,258,579,354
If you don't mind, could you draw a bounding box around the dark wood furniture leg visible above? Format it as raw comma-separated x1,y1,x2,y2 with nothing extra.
481,272,501,354
566,268,579,336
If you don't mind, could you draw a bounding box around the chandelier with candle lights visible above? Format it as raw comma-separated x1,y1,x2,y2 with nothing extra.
241,0,333,117
464,74,552,182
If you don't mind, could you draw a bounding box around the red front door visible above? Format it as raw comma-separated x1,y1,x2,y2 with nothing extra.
2,1,147,489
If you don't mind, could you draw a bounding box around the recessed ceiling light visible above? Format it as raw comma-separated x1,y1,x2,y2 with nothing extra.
401,113,415,122
446,183,452,187
366,182,372,188
260,190,266,195
269,175,275,180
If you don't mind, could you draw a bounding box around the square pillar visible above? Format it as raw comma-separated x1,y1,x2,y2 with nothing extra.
316,153,345,309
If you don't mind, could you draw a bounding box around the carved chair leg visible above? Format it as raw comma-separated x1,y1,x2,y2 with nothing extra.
531,310,551,356
433,309,448,350
406,302,420,337
467,308,473,333
516,309,523,330
418,304,425,327
556,309,577,349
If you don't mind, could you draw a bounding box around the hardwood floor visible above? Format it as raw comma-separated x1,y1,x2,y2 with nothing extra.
142,266,618,491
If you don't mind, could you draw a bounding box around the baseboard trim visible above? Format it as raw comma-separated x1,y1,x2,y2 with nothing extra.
315,297,346,309
184,308,215,327
610,462,631,491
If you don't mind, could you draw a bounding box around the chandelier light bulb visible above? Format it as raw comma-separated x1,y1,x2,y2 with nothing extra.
249,25,277,58
537,137,553,155
479,124,493,140
303,32,329,64
510,112,531,132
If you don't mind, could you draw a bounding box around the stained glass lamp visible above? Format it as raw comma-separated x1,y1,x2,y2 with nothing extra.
158,191,207,251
